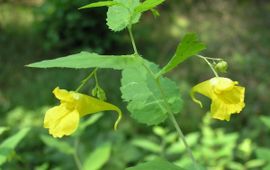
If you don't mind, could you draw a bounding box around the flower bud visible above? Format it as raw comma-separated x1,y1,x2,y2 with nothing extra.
215,61,228,73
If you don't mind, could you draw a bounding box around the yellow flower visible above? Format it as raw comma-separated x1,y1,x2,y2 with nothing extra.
44,87,122,138
191,77,245,121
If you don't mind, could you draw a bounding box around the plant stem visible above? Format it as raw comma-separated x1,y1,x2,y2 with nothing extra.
155,78,198,169
128,26,138,54
73,138,83,170
197,55,219,77
128,25,198,169
76,68,98,92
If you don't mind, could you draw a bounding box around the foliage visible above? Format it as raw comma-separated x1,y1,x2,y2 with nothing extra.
1,0,270,170
34,0,121,53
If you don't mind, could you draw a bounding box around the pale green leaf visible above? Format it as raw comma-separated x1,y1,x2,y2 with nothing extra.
40,135,74,155
126,157,185,170
83,142,112,170
135,0,165,13
121,60,183,125
0,128,30,166
131,138,161,153
79,1,118,9
27,52,138,70
159,33,206,75
106,0,141,31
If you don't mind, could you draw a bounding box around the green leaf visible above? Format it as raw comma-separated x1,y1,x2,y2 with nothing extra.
27,52,138,70
131,138,161,153
40,135,74,155
83,142,112,170
126,157,185,170
256,147,270,161
0,128,30,166
121,60,183,125
135,0,165,13
0,127,8,135
260,116,270,129
79,1,118,9
106,0,141,31
159,33,206,75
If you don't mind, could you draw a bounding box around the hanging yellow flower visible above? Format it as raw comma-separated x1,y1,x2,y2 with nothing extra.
44,87,122,138
191,77,245,121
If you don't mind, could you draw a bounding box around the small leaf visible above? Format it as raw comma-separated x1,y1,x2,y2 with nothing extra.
40,135,74,155
126,157,185,170
106,0,141,31
159,33,206,75
79,1,118,9
135,0,165,13
83,142,112,170
0,128,30,166
27,52,138,70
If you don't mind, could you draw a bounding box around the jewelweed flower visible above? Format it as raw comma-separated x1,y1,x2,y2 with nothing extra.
191,77,245,121
44,87,122,138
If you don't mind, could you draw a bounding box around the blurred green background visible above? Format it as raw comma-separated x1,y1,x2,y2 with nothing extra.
1,0,270,169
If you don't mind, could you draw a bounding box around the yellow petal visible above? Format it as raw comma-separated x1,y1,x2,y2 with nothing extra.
49,109,80,138
211,77,235,94
211,96,245,121
53,87,74,103
70,92,122,130
191,77,245,121
191,79,213,107
44,104,69,129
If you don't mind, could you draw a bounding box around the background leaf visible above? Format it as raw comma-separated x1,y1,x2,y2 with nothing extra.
125,157,185,170
135,0,165,13
121,60,183,125
106,0,141,31
159,33,206,75
260,116,270,129
40,135,74,155
27,52,138,70
79,1,118,9
0,128,30,166
83,142,112,170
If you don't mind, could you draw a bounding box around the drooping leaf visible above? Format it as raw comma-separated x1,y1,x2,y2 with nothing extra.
135,0,165,13
0,128,30,166
40,135,74,155
79,1,118,9
121,60,183,125
126,157,185,170
27,52,138,70
83,142,112,170
158,33,206,76
106,0,141,31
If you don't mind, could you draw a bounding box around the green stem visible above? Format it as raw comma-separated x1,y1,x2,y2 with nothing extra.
76,68,98,92
156,78,198,169
197,55,219,77
94,70,100,87
128,24,198,169
202,56,222,61
128,26,138,54
73,138,83,170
